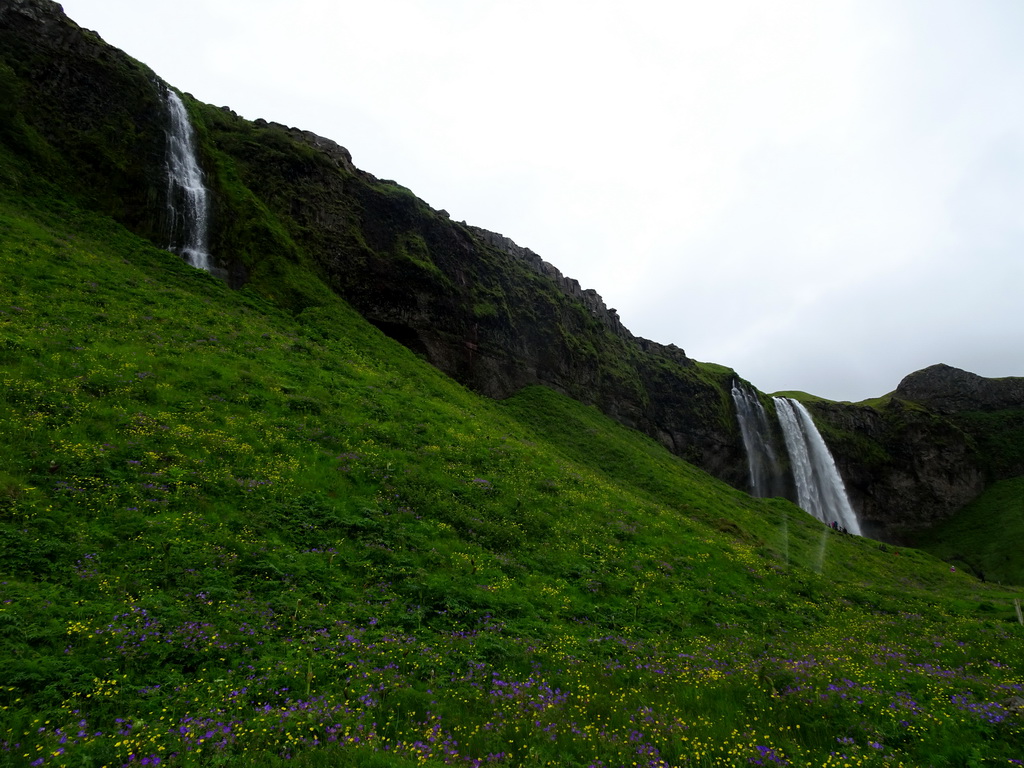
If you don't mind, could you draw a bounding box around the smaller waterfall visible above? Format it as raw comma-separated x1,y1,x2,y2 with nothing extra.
165,89,211,271
731,381,781,497
774,397,861,535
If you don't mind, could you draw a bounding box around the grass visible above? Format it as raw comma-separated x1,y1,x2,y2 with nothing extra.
1,196,1023,768
912,477,1024,586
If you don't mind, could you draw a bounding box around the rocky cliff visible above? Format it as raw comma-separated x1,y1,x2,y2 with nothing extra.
2,0,1021,544
803,364,1024,542
206,103,748,480
0,0,748,487
0,0,169,241
802,395,983,542
895,363,1024,414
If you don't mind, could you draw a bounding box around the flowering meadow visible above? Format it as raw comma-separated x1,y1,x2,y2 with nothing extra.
1,201,1023,767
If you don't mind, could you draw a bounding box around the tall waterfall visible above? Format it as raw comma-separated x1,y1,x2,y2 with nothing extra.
731,381,781,497
773,397,861,535
165,89,211,271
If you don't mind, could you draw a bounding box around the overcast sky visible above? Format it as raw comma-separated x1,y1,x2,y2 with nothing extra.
59,0,1024,401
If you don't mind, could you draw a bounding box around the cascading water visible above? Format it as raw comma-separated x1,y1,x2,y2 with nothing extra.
773,397,861,535
164,89,211,271
730,381,781,497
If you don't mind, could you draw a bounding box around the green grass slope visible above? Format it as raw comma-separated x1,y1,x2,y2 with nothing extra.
1,198,1024,767
912,477,1024,586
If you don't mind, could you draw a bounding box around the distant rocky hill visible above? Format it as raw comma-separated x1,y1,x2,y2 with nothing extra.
2,0,1021,543
896,363,1024,414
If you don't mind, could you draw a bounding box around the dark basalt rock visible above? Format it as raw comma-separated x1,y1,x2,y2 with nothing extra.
801,363,1024,543
0,0,170,242
804,396,987,543
895,363,1024,414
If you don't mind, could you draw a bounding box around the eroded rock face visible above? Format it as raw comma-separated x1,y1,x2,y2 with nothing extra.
189,102,749,483
468,227,634,342
895,364,1024,414
251,118,357,175
806,398,987,543
2,0,62,24
0,0,169,231
800,363,1024,543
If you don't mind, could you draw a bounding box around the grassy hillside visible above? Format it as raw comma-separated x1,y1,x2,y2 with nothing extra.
7,0,1022,565
1,194,1024,767
912,477,1024,586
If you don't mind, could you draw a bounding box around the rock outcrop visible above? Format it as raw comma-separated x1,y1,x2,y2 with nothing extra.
0,0,170,242
3,0,1021,545
467,226,633,341
803,397,986,542
799,364,1024,542
895,363,1024,414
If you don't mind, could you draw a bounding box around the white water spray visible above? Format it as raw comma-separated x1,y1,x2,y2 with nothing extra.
814,527,831,573
773,397,861,535
731,381,781,497
780,511,789,566
165,89,211,271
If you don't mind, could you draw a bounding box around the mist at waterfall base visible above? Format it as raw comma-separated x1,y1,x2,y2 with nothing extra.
731,384,862,536
164,89,211,272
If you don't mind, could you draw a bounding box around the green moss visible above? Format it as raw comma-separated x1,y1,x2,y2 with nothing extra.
953,409,1024,478
912,477,1024,585
694,360,735,379
394,231,443,276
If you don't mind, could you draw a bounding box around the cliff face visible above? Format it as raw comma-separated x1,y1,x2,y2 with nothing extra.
805,397,985,542
0,0,170,241
2,0,1021,544
0,0,748,486
196,105,748,479
894,364,1024,414
805,364,1024,543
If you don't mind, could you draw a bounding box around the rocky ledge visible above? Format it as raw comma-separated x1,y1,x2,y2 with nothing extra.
895,363,1024,413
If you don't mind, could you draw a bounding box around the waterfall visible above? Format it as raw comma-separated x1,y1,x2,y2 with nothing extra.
773,397,861,535
164,89,211,271
730,381,781,497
